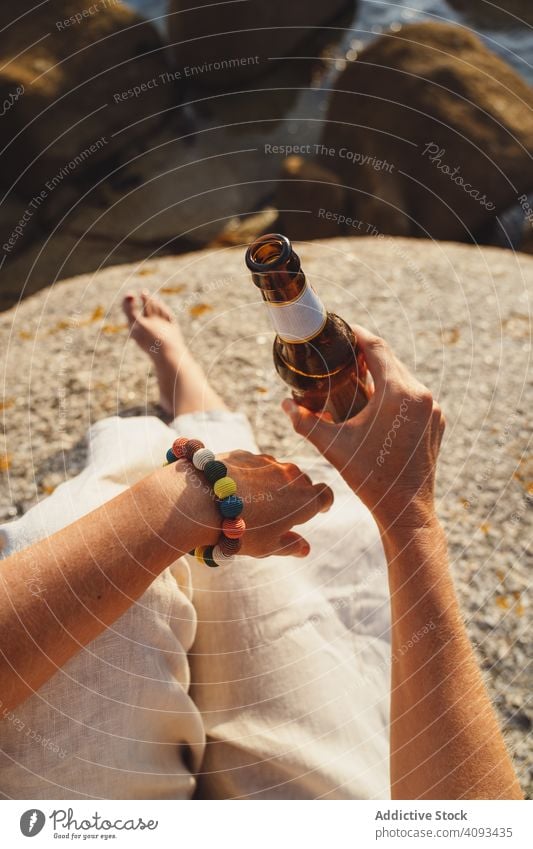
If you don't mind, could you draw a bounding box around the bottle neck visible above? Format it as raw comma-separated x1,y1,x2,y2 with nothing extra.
246,234,327,344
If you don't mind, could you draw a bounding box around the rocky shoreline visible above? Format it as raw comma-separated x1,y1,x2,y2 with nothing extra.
2,6,533,310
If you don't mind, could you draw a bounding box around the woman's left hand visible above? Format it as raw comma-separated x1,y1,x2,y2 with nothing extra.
221,450,333,558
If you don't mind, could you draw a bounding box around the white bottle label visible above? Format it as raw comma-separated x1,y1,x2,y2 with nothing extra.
264,283,327,343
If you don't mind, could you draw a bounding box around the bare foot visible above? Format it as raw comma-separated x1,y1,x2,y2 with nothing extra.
122,290,227,418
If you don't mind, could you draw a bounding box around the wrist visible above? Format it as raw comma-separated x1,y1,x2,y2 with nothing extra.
378,504,443,556
376,499,438,538
381,515,454,616
157,461,220,554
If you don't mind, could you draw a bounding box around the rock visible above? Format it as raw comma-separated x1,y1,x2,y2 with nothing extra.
59,123,279,247
213,208,278,247
0,228,153,312
275,156,349,241
0,193,42,259
0,1,172,195
447,1,533,27
490,193,533,252
0,236,531,794
167,0,355,88
281,23,533,243
522,231,533,253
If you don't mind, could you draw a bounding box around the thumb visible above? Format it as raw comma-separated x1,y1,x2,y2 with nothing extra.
282,399,338,455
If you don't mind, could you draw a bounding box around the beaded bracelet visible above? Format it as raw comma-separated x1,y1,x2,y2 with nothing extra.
164,437,245,568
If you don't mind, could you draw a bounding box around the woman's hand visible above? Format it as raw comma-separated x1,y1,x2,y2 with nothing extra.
175,451,333,558
224,451,333,557
282,325,445,534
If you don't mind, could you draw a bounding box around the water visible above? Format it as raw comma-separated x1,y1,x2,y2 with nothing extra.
126,0,533,84
126,0,167,34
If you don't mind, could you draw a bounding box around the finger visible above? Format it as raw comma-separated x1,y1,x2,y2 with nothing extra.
276,531,311,558
315,410,335,423
283,464,314,488
286,482,335,528
437,414,445,450
350,325,395,393
431,402,446,451
140,290,151,315
313,482,334,513
282,398,338,456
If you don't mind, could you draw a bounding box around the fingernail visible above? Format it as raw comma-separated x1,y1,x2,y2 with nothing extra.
281,399,298,420
320,489,334,513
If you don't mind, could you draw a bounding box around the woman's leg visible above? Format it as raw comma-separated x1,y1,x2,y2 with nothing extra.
122,290,259,455
122,290,227,417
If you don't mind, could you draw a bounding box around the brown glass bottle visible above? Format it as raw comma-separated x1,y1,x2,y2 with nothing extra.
245,233,372,423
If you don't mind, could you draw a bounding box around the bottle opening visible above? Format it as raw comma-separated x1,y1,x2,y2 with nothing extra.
245,233,292,272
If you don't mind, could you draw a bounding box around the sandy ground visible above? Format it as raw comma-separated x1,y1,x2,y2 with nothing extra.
0,235,531,795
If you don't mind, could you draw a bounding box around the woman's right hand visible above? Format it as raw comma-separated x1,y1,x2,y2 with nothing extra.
282,326,445,534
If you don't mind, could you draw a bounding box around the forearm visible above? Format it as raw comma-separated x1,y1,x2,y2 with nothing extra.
0,462,218,713
382,516,522,799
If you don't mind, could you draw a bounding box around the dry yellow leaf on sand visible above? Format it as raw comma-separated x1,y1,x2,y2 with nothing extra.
160,285,186,295
90,305,105,322
189,303,212,318
101,323,127,334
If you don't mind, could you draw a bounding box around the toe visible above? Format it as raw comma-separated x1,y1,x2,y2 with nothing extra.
122,293,139,325
152,293,174,322
140,289,153,316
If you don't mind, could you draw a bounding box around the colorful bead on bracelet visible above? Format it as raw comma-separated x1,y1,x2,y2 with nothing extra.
164,437,245,568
